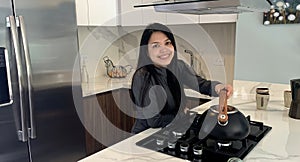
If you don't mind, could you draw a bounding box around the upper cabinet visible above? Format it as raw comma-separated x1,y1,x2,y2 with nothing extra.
120,0,166,26
138,0,199,25
141,0,167,25
75,1,236,26
75,0,88,26
120,0,143,26
75,0,119,26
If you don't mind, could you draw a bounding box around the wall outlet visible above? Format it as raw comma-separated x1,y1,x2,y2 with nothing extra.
214,57,224,66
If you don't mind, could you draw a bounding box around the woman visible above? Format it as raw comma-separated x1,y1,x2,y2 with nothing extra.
131,23,233,134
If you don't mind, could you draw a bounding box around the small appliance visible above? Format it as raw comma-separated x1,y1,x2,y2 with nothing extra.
289,79,300,119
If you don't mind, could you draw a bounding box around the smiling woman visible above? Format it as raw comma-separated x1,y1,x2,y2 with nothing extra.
147,32,174,67
130,23,233,134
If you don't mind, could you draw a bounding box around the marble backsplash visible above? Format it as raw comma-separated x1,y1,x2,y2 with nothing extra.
77,23,236,85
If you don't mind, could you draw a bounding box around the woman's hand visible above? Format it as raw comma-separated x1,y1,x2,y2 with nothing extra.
184,107,190,114
215,84,233,98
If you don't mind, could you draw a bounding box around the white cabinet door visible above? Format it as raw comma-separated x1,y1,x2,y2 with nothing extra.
142,0,166,25
140,0,199,25
88,0,118,26
120,0,143,26
75,0,118,26
76,1,237,26
121,0,166,26
75,0,89,26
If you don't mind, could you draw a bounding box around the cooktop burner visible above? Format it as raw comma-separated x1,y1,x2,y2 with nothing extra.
136,111,272,162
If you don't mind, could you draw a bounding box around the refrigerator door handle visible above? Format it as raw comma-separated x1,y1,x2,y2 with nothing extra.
17,16,36,139
6,16,28,142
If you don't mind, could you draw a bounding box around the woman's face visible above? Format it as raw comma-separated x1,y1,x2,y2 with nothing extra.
147,31,174,67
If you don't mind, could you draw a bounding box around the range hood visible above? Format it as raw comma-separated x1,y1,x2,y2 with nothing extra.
134,0,271,15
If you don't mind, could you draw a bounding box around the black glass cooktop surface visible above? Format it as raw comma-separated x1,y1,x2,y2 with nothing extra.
136,111,272,162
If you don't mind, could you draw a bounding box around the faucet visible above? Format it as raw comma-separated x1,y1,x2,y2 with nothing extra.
184,49,194,69
184,49,206,78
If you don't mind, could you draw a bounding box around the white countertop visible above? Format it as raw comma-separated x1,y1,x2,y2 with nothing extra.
81,76,211,99
79,80,300,162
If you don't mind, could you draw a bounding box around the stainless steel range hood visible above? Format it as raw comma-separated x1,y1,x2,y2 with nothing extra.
134,0,271,15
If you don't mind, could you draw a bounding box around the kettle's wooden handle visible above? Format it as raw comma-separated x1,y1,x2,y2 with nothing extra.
218,88,228,125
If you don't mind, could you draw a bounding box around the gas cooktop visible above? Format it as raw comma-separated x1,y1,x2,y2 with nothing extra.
136,111,272,162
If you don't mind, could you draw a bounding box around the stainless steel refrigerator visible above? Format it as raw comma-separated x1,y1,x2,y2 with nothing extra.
0,0,86,161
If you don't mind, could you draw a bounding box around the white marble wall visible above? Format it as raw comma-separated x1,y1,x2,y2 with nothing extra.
77,23,236,85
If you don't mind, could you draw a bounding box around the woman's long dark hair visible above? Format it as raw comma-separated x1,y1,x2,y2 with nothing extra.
137,23,178,73
133,23,185,114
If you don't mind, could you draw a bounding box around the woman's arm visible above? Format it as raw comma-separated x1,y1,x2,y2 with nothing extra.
177,60,221,97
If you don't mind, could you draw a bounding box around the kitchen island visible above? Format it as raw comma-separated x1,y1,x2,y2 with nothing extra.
79,80,300,162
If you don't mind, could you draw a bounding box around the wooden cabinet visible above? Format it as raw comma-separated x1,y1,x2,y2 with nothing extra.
83,89,135,155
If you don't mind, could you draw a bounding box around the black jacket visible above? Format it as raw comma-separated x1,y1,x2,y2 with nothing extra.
131,60,221,134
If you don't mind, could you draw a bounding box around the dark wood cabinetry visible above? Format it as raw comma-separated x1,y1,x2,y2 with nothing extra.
83,88,210,155
83,89,135,155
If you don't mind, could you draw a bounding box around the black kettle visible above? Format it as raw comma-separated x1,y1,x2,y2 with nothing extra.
198,89,250,141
